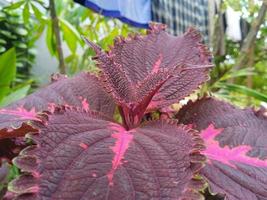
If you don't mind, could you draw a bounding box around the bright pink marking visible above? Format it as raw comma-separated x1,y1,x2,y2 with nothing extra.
64,104,73,109
28,186,39,193
92,173,97,177
7,128,14,132
79,143,88,149
146,100,161,112
107,123,134,186
152,54,163,73
0,107,41,121
32,171,41,178
186,124,194,129
81,98,89,111
201,124,267,168
48,103,56,113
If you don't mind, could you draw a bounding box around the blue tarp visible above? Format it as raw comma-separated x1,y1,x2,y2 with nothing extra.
74,0,151,28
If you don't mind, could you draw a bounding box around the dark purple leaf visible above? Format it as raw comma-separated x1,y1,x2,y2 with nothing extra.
11,107,205,199
85,23,212,128
0,161,9,183
176,97,267,199
111,23,212,110
3,191,17,200
0,162,10,199
0,110,40,140
0,72,115,139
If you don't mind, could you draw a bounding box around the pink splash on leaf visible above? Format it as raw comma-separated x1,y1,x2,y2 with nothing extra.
107,123,134,186
79,143,88,149
32,171,41,178
152,54,163,73
146,99,163,111
201,124,267,168
28,186,39,193
186,124,194,129
48,103,57,113
79,97,89,111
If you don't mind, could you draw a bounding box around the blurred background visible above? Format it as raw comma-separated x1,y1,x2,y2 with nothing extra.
0,0,266,111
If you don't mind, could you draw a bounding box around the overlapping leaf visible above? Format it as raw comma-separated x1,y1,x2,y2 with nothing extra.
0,72,115,139
0,138,27,163
85,23,212,128
10,107,205,200
176,97,267,199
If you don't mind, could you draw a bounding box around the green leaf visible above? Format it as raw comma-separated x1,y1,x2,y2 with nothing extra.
5,1,25,10
0,30,15,39
12,41,27,49
14,27,28,36
99,28,119,50
31,21,46,42
16,62,24,68
33,0,46,7
0,47,6,53
31,2,44,21
219,68,255,81
0,84,30,107
0,48,16,100
217,83,267,102
0,12,6,19
46,20,56,56
23,3,30,24
59,18,82,53
0,39,7,45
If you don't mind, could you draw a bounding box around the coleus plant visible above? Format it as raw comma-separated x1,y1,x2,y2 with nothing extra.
0,23,266,200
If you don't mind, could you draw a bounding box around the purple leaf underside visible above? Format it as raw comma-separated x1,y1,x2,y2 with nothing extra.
176,97,267,200
0,138,27,162
11,107,205,200
0,72,115,139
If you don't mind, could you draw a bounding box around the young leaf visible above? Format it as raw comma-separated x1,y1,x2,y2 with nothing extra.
176,97,267,199
0,72,115,140
108,23,212,110
11,108,205,199
84,23,212,128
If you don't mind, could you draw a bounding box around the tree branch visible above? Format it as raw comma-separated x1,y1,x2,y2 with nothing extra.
236,1,267,69
49,0,66,74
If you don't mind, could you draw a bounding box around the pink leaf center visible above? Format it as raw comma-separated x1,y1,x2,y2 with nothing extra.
201,124,267,168
0,107,41,122
107,123,134,186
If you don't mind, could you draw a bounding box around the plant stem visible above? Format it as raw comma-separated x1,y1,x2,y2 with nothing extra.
246,43,254,105
49,0,66,74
